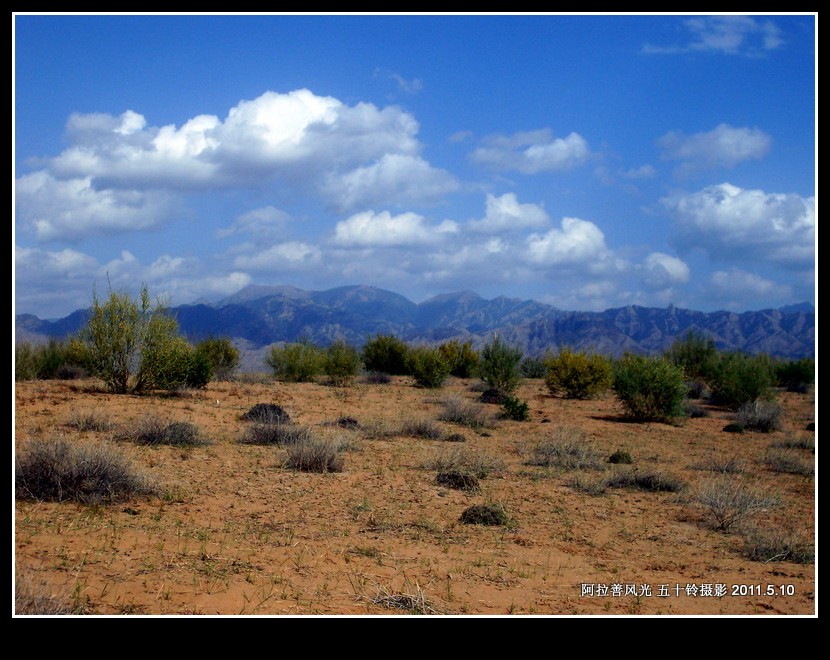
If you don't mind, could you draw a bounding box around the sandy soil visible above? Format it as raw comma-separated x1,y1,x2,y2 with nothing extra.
13,376,816,616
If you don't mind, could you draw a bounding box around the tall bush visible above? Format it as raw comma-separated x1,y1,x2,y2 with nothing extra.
265,340,324,382
408,346,451,388
324,340,361,386
479,336,523,393
361,334,411,375
544,348,612,399
612,354,688,422
707,352,775,409
438,340,479,378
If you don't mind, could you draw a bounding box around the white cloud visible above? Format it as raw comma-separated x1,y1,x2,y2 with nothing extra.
642,252,690,289
333,210,459,247
15,171,174,241
468,193,550,233
643,16,784,56
621,165,657,180
217,206,292,239
322,153,459,212
664,183,815,267
470,129,590,174
526,217,613,268
659,124,771,175
374,68,423,94
708,268,792,309
233,241,322,271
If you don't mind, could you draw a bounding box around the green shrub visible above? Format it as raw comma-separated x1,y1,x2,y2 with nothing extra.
478,335,523,393
194,337,240,380
604,470,686,493
324,340,361,386
774,358,814,393
665,331,719,380
438,340,480,378
612,354,688,422
361,335,411,375
408,346,451,388
15,437,157,503
501,395,530,421
138,336,211,391
265,340,325,382
608,449,633,465
707,352,775,409
15,340,81,381
544,348,612,399
15,343,39,381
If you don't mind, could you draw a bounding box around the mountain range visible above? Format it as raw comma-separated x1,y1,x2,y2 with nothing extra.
15,284,815,367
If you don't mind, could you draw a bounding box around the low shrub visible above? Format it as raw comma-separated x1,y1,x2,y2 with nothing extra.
438,396,493,430
240,403,291,424
734,399,782,433
284,437,345,473
128,419,208,446
740,527,815,564
684,401,710,418
764,449,814,477
501,395,530,421
612,354,688,422
66,410,115,433
519,356,546,379
421,447,505,478
16,437,156,503
544,349,612,399
362,371,392,385
436,471,481,492
525,427,603,471
695,477,780,532
608,449,633,465
400,418,444,440
771,436,814,453
604,470,686,493
239,423,311,446
460,502,510,526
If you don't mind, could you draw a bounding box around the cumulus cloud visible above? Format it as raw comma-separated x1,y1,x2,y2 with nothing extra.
659,124,771,175
643,16,784,56
332,210,459,247
233,241,322,271
216,206,292,239
15,171,175,242
322,153,458,212
468,193,550,233
642,252,690,289
470,129,590,174
709,268,792,309
663,182,815,267
16,89,457,240
526,217,615,269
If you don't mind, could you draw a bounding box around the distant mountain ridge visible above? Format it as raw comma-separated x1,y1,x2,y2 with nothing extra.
15,284,815,360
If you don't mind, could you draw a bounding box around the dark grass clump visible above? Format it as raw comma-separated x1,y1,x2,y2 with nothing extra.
479,388,509,405
771,436,815,453
336,416,361,429
604,469,686,493
442,433,467,443
723,423,745,434
734,399,782,433
362,371,392,385
16,437,157,504
740,527,815,564
684,401,710,418
240,403,291,424
421,447,505,479
608,449,633,465
436,471,481,492
284,438,345,473
460,502,510,526
239,423,311,446
128,419,208,446
400,418,444,440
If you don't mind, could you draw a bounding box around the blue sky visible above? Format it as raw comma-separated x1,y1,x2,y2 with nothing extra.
14,13,816,319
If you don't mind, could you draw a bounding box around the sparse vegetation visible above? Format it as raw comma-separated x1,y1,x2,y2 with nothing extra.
733,399,782,433
612,354,688,423
421,447,505,478
66,410,115,433
401,418,444,440
543,348,612,399
695,477,780,532
15,573,87,615
740,526,814,564
478,335,523,393
284,437,345,473
771,436,814,453
603,469,686,493
525,427,603,470
764,449,814,476
16,437,156,503
689,456,744,474
438,396,493,430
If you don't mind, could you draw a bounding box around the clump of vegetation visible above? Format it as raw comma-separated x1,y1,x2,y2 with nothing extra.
608,449,633,465
684,400,710,418
15,573,88,615
612,354,688,422
438,340,480,378
764,449,814,477
66,410,115,433
460,502,511,526
407,346,451,388
361,334,411,375
478,335,523,393
695,477,780,532
324,340,361,386
771,436,814,453
443,433,467,443
774,357,814,393
284,437,345,473
525,427,603,471
127,419,208,447
265,341,324,382
69,285,210,393
194,337,240,381
568,474,609,496
543,348,612,399
336,416,361,429
16,437,157,503
421,447,505,478
479,388,509,405
240,403,291,424
722,423,745,434
665,331,719,381
740,526,814,564
519,356,546,378
362,371,392,384
603,470,686,493
438,396,493,430
501,395,530,421
436,471,481,492
689,456,743,474
15,339,84,381
684,380,709,400
400,418,444,440
733,399,782,433
239,423,311,446
707,352,775,409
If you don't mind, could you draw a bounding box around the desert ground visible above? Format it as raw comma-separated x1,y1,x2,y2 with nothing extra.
13,374,816,616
